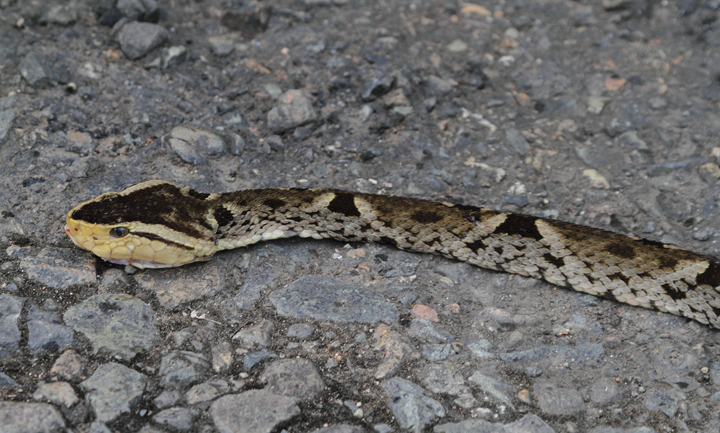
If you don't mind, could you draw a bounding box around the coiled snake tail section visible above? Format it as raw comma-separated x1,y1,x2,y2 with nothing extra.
65,181,720,329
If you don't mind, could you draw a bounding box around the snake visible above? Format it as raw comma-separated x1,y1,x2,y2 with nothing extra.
64,180,720,329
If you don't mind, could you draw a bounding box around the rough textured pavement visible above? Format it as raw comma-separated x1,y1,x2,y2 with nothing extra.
2,0,720,432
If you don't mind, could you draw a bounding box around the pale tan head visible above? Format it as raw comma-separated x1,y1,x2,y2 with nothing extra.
65,180,219,268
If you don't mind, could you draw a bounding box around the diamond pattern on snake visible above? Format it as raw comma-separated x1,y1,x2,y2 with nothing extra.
65,180,720,329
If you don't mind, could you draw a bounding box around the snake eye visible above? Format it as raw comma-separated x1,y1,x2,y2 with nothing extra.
110,227,129,238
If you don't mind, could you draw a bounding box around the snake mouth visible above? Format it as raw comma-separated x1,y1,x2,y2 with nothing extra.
65,224,84,248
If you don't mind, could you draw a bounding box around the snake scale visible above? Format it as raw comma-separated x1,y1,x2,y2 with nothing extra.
65,180,720,329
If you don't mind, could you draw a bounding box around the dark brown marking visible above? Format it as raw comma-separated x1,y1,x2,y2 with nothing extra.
411,210,443,224
187,189,210,200
263,198,286,209
378,236,398,247
606,243,637,260
542,253,565,269
608,272,631,285
656,255,679,269
134,232,194,250
327,192,361,217
464,240,485,252
494,213,544,241
214,206,234,227
71,183,209,239
662,283,687,301
695,260,720,287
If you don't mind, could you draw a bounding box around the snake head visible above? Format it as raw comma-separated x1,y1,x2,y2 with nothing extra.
65,181,219,269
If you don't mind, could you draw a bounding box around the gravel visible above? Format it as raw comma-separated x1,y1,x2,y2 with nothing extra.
2,0,720,431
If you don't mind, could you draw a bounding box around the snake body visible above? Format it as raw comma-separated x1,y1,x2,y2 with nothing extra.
65,180,720,329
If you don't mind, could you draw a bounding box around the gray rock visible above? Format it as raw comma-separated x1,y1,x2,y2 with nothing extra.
64,293,157,360
311,425,368,433
505,129,531,156
648,97,667,110
0,372,19,389
467,371,515,409
209,35,235,56
0,402,66,433
228,133,245,155
433,419,502,433
210,390,300,433
160,46,187,69
50,350,84,381
32,381,79,408
98,268,129,293
506,414,557,433
166,137,204,164
646,158,706,177
234,262,276,310
116,22,169,60
27,305,59,323
0,109,15,143
134,263,223,310
153,407,198,431
270,275,397,323
261,358,325,400
166,126,229,164
287,323,315,339
306,38,326,55
265,134,284,152
168,126,226,159
159,351,210,389
361,75,394,101
425,76,453,96
434,414,556,433
421,344,455,361
233,319,275,348
532,381,584,416
89,422,113,433
618,131,649,152
643,388,679,418
447,39,468,52
374,424,393,433
212,341,233,373
466,339,494,359
711,362,720,385
588,427,655,433
382,377,444,433
137,425,164,433
421,361,466,395
408,319,454,343
39,4,78,25
154,390,181,409
27,320,74,353
382,255,421,277
117,0,159,20
589,377,622,405
0,294,23,354
267,89,318,133
602,0,630,10
243,349,278,369
20,248,95,290
185,379,230,405
80,362,147,423
576,343,604,365
19,51,50,87
499,345,585,367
